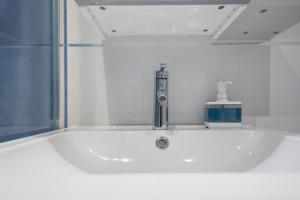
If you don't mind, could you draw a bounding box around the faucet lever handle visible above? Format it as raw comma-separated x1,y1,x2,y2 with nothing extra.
160,63,166,71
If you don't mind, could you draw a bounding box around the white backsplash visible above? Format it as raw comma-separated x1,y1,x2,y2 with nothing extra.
103,38,270,125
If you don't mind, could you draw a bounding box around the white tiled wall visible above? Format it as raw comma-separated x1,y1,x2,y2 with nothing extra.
103,37,270,125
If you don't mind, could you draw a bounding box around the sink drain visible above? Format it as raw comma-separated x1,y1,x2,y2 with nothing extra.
156,136,169,150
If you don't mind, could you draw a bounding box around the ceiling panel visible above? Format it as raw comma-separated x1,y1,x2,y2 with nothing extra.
76,0,250,6
88,5,243,36
217,4,300,40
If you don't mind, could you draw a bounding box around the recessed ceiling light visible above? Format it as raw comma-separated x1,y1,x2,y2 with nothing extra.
99,6,106,11
203,29,208,32
112,29,117,33
243,31,249,35
218,5,225,10
259,9,268,13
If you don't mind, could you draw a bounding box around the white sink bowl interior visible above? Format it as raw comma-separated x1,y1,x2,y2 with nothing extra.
46,126,298,173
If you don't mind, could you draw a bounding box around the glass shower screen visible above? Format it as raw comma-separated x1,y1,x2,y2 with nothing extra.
0,0,59,142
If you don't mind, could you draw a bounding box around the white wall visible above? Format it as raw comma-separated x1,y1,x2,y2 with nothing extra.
103,37,270,125
67,0,109,126
66,2,271,127
212,45,270,117
270,22,300,117
263,22,300,132
245,22,300,133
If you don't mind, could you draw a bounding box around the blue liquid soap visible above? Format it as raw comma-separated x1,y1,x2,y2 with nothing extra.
205,105,242,123
204,103,242,123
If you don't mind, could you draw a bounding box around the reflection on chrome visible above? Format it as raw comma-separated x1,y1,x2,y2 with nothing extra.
88,148,132,162
121,158,131,162
184,158,195,163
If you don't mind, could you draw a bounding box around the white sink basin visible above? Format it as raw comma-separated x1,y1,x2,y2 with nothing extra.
49,127,287,173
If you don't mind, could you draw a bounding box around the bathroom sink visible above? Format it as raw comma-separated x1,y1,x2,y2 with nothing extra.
48,126,297,173
1,126,300,200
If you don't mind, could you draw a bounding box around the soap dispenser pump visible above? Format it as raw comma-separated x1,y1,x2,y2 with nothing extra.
204,81,242,128
217,81,232,102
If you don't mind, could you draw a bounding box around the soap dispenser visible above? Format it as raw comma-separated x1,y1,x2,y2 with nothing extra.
217,81,232,102
204,81,242,128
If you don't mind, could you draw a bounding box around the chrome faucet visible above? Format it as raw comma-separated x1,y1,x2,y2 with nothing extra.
153,63,168,129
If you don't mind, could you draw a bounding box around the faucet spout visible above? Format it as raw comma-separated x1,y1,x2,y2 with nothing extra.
153,63,168,130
